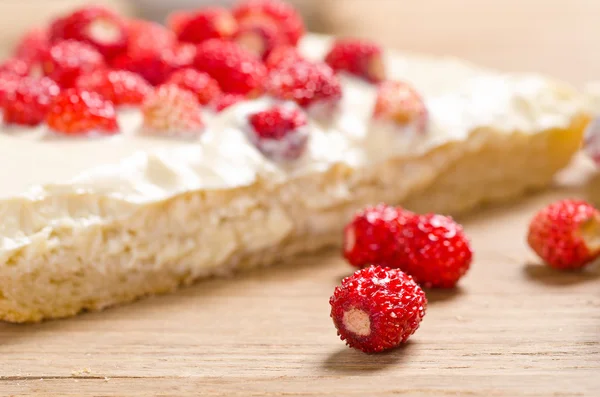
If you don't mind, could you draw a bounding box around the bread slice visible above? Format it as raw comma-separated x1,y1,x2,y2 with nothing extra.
0,35,589,322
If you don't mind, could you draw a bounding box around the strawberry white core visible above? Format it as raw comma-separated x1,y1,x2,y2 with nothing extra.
87,18,121,44
343,308,371,337
580,215,600,253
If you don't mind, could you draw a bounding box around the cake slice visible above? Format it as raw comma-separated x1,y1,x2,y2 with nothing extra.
0,33,589,323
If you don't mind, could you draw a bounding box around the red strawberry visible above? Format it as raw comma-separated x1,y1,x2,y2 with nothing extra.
166,11,190,35
0,72,23,107
75,69,152,106
247,104,309,160
46,89,118,135
330,266,427,353
166,68,221,106
267,61,342,111
48,6,128,60
14,28,49,62
395,214,473,288
264,45,303,70
211,93,244,112
343,204,414,269
234,21,281,59
175,8,238,44
527,199,600,270
142,84,204,136
111,44,193,86
325,38,385,83
374,80,428,133
3,77,60,126
125,19,177,57
42,40,105,88
232,0,304,46
193,39,266,96
0,58,30,77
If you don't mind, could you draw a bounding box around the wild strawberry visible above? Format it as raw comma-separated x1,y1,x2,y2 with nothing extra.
42,40,105,88
175,8,238,44
166,10,190,34
343,204,413,269
0,72,22,107
142,84,204,136
166,68,221,106
0,58,30,77
395,214,473,288
125,19,177,57
584,118,600,166
3,77,60,126
267,61,342,112
193,39,266,96
234,21,281,59
527,199,600,270
46,89,119,135
373,80,428,133
330,266,427,353
211,93,245,112
325,38,385,83
246,104,309,160
75,70,152,107
48,6,128,60
264,45,303,70
111,44,193,86
232,0,304,46
14,28,49,63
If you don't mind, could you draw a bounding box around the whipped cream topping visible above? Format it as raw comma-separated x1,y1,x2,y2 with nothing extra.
0,34,586,251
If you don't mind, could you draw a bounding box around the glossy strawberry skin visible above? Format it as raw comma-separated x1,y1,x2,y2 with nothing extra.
232,0,305,46
42,40,105,89
395,214,473,288
175,8,238,44
527,199,600,269
75,69,152,107
330,266,427,353
3,77,60,126
166,68,221,106
325,38,385,83
193,39,266,96
48,6,128,60
267,61,342,109
343,204,414,269
46,89,119,135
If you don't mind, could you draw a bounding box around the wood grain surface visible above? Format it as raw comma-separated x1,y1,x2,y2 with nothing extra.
1,157,599,397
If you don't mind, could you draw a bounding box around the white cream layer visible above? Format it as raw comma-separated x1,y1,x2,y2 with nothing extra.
0,34,585,252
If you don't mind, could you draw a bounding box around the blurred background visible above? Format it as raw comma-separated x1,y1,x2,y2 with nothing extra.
0,0,596,86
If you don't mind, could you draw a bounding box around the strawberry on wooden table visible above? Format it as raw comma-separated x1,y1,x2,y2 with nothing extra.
527,199,600,270
330,266,427,353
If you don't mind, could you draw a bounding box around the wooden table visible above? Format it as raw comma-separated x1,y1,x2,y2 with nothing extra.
1,157,598,397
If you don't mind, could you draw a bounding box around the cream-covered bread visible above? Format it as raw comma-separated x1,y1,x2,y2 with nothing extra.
0,35,589,322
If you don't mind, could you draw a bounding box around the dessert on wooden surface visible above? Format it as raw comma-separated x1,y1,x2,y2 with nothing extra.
0,1,590,322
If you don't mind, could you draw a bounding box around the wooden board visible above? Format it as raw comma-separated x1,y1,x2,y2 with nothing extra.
1,158,599,397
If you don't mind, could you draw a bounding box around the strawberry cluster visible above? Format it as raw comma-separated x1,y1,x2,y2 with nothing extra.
0,0,430,144
332,198,600,354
